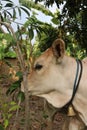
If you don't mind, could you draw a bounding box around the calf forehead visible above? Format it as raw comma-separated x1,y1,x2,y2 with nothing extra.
34,48,53,65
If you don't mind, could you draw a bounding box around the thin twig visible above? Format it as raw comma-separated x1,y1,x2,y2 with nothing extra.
23,73,31,130
12,99,21,130
0,21,17,40
0,25,6,33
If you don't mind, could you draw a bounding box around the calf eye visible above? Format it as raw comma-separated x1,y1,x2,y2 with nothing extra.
34,64,43,70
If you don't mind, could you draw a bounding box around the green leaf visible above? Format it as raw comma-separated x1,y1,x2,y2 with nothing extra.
20,6,30,16
43,114,48,119
6,80,21,95
3,33,14,43
17,91,25,102
6,10,13,18
5,3,13,7
8,114,12,119
9,105,19,112
18,7,21,18
0,125,4,130
36,29,41,39
3,0,13,3
19,0,53,17
16,71,23,80
51,17,59,25
5,51,16,58
13,8,16,19
10,101,16,105
4,11,6,19
0,5,2,10
0,14,4,22
4,60,12,67
28,27,34,40
4,119,9,128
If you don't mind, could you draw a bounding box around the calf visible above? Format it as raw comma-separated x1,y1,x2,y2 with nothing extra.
22,39,87,130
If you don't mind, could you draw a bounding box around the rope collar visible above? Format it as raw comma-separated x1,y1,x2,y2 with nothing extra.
62,59,83,109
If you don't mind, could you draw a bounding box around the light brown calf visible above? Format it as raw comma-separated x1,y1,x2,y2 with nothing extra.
22,39,87,130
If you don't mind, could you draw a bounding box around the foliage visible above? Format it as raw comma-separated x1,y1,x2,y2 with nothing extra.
19,0,54,17
0,125,4,130
66,35,86,59
0,0,87,129
35,0,87,53
6,71,25,102
0,0,60,59
0,0,30,22
0,33,16,59
0,1,61,129
0,0,30,60
0,88,19,129
35,0,64,7
36,25,59,52
0,0,86,60
0,0,60,106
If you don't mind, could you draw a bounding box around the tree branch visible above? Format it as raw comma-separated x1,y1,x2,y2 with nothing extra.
0,21,31,130
0,21,26,72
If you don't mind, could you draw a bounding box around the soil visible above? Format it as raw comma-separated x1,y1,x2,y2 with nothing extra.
0,58,83,130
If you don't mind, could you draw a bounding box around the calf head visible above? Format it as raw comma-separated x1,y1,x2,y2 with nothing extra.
28,39,65,92
22,39,71,108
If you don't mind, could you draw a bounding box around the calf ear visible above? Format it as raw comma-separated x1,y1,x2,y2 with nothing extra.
52,38,65,62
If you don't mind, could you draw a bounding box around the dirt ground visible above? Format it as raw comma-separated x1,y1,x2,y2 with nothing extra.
0,59,78,130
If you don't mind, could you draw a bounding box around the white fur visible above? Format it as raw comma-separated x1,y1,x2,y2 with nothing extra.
22,39,87,129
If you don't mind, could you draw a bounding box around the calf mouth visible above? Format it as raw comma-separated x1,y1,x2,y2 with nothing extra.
29,89,56,96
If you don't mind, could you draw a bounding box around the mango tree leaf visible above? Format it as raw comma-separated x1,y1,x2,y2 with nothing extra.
3,0,13,3
19,0,53,17
0,14,4,22
0,5,2,10
3,11,6,19
36,29,41,39
51,17,59,25
28,27,34,40
6,10,13,18
20,6,30,16
13,8,16,19
18,7,21,18
5,3,13,7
